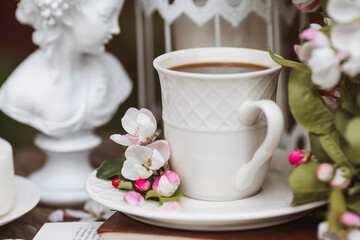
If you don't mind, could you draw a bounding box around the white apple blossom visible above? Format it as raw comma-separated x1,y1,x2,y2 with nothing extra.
294,27,342,89
110,108,157,146
328,0,360,77
308,48,341,90
296,28,330,62
121,140,170,181
327,0,360,24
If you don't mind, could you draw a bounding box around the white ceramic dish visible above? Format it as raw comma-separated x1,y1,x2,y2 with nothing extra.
86,167,325,231
0,176,40,227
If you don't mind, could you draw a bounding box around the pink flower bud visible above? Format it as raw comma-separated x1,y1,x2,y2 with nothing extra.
329,168,350,189
294,0,320,13
339,212,360,227
163,171,181,186
316,163,334,182
123,191,144,206
289,150,309,166
112,178,123,188
134,179,150,192
160,201,183,210
153,171,180,197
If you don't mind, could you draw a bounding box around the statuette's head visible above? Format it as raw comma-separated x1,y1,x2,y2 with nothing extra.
16,0,74,31
16,0,124,54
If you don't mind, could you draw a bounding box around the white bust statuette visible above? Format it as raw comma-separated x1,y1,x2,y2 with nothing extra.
0,0,132,205
0,138,15,216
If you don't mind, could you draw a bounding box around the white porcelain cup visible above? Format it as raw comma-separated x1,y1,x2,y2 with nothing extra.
153,47,284,201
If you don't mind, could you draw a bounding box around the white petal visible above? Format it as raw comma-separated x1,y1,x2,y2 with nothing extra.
125,145,153,162
121,158,141,180
157,176,178,197
160,201,183,210
84,200,110,217
342,57,360,77
110,134,133,146
137,109,157,142
147,140,170,162
149,149,165,170
300,29,330,47
48,209,64,222
121,108,140,135
298,41,318,62
65,209,92,220
309,23,322,30
324,17,333,26
134,164,152,179
327,0,360,23
317,221,329,240
331,23,360,57
308,48,341,90
348,229,360,240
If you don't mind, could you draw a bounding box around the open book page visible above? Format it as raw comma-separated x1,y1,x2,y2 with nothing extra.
33,222,103,240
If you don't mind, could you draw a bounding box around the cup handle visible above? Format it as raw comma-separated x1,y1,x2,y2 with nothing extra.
236,100,284,191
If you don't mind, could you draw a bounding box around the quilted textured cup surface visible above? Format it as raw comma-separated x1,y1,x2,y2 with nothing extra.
159,72,278,131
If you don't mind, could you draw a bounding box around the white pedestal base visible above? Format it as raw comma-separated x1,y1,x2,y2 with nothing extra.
29,132,101,206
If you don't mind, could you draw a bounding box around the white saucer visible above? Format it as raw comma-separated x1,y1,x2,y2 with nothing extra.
86,168,325,231
0,176,40,227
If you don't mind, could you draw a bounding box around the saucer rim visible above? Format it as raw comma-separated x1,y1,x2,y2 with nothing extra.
0,176,40,226
85,170,326,222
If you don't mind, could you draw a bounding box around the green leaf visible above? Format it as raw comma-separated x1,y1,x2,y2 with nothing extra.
288,69,334,134
334,108,353,135
327,189,346,232
347,195,360,215
344,146,360,166
289,162,330,206
268,48,310,73
320,25,332,38
357,92,360,107
340,81,357,115
345,117,360,147
310,133,332,163
145,190,183,204
96,157,125,180
319,0,328,17
350,75,360,83
118,181,133,191
145,190,161,200
319,132,356,172
161,190,183,203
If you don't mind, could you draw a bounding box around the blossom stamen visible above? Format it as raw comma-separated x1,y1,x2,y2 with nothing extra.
143,158,152,168
133,126,140,137
356,16,360,25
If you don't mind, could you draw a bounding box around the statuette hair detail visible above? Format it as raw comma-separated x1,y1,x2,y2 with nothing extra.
16,0,75,30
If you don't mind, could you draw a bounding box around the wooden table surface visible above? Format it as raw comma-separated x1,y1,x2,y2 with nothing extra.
0,136,323,240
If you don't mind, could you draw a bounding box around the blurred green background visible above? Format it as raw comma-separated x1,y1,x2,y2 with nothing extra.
0,0,158,147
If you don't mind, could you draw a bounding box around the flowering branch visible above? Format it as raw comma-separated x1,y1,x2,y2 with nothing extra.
97,108,182,208
273,0,360,238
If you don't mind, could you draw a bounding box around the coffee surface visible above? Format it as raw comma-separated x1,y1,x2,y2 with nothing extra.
169,62,269,74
